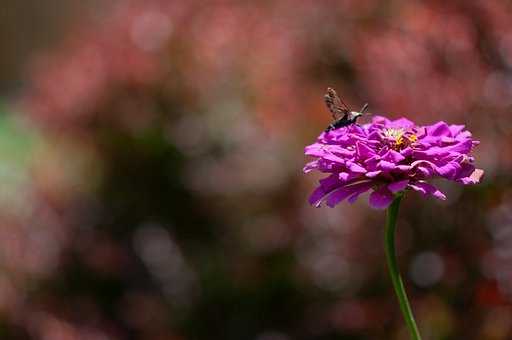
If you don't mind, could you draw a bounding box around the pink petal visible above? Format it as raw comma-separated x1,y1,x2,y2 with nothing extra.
366,170,382,178
356,142,375,158
347,182,374,204
388,180,409,193
408,182,447,200
435,162,460,178
382,149,405,163
326,188,353,207
369,187,395,209
378,160,396,171
326,181,373,207
449,124,465,136
346,162,367,173
303,161,318,173
469,168,484,183
338,172,350,181
427,121,451,136
308,186,328,207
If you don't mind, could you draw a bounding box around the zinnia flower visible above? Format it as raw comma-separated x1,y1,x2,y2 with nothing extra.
304,116,484,209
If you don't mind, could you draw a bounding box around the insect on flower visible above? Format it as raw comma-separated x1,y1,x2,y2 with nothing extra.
304,114,484,209
324,87,369,132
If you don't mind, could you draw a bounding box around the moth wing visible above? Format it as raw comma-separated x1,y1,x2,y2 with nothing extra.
324,87,349,120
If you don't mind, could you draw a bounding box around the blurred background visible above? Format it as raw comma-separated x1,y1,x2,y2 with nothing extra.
0,0,509,339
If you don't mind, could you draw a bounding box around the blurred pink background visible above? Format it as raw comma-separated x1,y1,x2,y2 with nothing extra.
0,1,509,339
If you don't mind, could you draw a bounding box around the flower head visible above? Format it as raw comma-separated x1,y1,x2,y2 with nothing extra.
304,116,484,209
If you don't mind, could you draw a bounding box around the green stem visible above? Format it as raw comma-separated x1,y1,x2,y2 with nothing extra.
385,195,422,340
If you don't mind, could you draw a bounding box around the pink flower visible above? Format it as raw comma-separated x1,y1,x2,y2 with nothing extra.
304,116,484,209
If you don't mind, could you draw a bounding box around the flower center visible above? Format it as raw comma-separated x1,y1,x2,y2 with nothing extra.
382,128,417,149
383,128,404,140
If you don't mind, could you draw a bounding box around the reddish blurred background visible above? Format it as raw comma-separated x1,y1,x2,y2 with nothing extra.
0,1,509,339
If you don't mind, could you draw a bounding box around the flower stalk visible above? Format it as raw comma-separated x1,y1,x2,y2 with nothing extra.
385,195,422,340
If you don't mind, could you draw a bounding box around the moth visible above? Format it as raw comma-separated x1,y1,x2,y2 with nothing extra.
324,87,368,132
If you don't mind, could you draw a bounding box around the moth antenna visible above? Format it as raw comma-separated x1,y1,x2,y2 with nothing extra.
360,103,369,114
